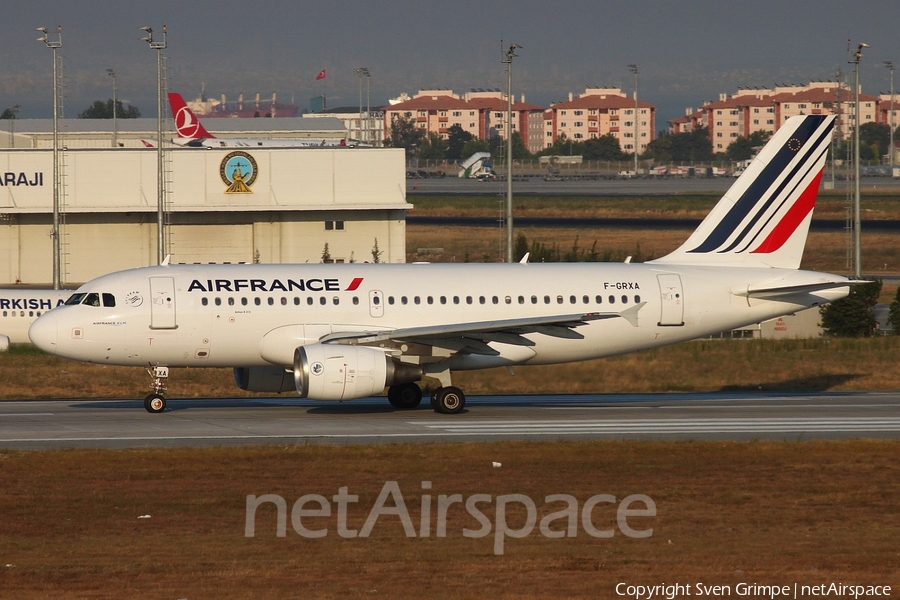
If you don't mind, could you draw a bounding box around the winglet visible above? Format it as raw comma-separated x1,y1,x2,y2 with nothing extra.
519,252,530,264
161,254,171,266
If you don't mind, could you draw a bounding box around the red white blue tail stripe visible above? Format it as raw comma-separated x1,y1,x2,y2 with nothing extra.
651,115,835,269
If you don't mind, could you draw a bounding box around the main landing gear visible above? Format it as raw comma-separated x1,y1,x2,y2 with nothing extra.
144,365,169,413
386,382,466,414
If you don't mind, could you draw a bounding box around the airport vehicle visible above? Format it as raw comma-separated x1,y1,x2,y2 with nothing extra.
168,93,349,149
29,115,852,415
0,289,69,349
458,152,495,178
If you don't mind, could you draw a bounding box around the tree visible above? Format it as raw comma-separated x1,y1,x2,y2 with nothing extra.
887,286,900,334
726,130,772,162
460,137,489,159
445,124,472,160
321,242,332,263
371,238,383,263
820,280,881,337
859,122,890,158
0,107,18,120
581,134,626,161
385,114,425,155
644,127,714,163
418,132,447,160
77,99,140,119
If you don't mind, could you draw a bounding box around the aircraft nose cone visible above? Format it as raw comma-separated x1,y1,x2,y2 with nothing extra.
29,313,58,353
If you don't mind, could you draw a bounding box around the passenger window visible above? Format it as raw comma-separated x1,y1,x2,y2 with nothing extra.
608,295,615,304
254,298,261,306
307,297,314,306
268,298,274,306
440,296,447,305
243,297,249,306
479,296,486,305
583,295,589,304
319,297,326,305
353,297,359,305
621,295,627,304
427,296,433,305
333,297,339,305
102,293,116,307
215,297,222,306
596,295,602,304
569,295,576,304
544,296,550,304
635,295,641,303
492,296,499,304
414,296,421,305
453,296,460,304
466,296,473,305
201,298,208,306
557,296,563,304
531,296,538,304
228,297,235,306
281,297,288,306
401,296,408,305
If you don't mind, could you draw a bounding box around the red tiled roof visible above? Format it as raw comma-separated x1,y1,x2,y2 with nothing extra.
552,94,655,110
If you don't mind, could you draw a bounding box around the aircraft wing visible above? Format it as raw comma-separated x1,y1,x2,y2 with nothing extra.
320,304,645,356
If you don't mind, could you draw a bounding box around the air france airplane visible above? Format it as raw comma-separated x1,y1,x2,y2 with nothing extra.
0,289,70,350
168,93,350,149
29,115,854,414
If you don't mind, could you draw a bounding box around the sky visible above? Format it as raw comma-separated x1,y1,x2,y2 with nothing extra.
3,0,899,127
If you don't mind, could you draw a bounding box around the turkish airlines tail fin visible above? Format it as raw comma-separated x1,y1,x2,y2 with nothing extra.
168,92,215,139
651,114,835,269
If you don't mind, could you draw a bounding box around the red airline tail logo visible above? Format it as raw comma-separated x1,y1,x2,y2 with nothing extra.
168,93,215,140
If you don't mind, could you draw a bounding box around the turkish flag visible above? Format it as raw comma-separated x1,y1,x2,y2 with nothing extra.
316,69,326,81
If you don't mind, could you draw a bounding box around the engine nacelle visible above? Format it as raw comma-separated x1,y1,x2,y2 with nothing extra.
293,344,422,401
234,366,295,393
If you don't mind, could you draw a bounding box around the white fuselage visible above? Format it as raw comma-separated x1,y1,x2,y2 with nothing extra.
28,262,848,369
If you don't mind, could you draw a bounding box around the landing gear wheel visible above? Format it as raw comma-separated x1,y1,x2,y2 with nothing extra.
144,393,166,414
432,386,466,414
387,382,423,409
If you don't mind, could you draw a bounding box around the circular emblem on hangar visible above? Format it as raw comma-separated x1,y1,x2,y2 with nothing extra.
220,151,258,193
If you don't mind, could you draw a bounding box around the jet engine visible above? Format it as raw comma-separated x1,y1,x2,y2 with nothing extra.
293,344,422,401
234,366,295,393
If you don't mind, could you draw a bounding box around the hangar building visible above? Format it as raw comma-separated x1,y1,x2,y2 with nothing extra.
0,144,409,286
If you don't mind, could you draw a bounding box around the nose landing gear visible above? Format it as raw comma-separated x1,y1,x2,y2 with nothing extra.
144,365,169,413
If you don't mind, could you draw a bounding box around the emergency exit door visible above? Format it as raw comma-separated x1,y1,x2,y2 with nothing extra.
657,274,684,326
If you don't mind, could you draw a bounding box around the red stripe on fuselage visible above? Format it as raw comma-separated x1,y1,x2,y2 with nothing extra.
345,277,364,291
750,169,823,254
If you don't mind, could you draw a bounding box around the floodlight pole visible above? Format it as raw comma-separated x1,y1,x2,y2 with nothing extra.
502,44,520,263
885,61,895,175
141,25,167,265
850,43,868,279
628,64,639,175
107,69,117,147
37,26,62,289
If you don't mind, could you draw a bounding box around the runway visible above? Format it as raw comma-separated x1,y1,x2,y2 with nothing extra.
1,391,899,449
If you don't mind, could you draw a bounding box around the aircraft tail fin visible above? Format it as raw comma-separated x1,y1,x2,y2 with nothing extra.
168,92,215,139
650,114,835,269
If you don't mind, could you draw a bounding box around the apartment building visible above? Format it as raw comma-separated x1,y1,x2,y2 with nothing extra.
546,87,656,154
671,81,880,152
381,89,546,154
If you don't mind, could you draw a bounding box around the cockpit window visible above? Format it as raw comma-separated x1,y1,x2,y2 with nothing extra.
102,293,116,307
83,293,101,307
65,293,86,306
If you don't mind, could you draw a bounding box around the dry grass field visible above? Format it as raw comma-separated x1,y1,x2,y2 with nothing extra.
1,441,898,599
